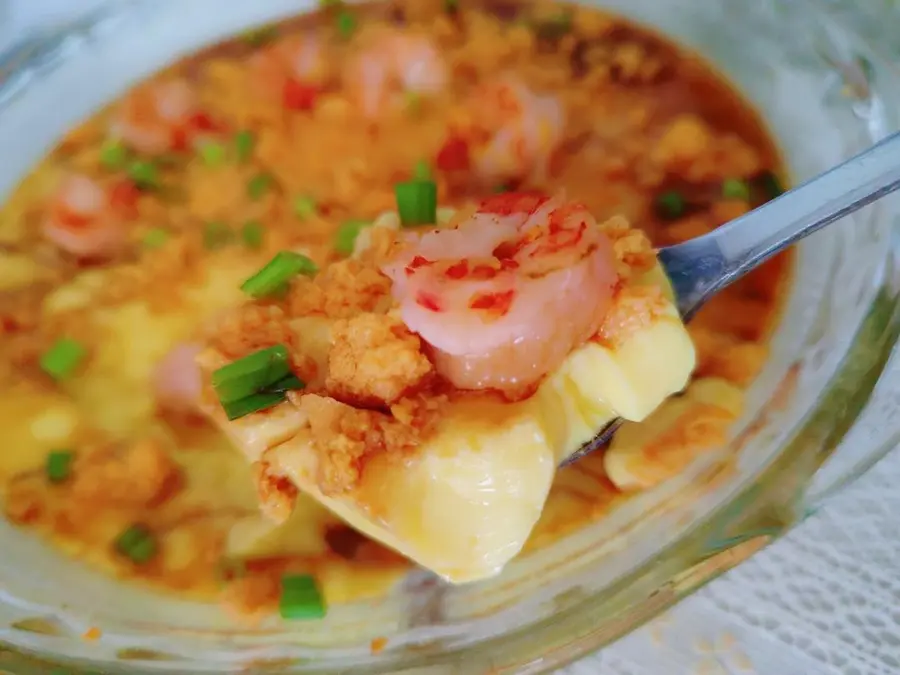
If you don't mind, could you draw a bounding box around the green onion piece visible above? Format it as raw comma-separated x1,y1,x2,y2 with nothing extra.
721,178,750,201
242,25,279,47
222,390,287,420
211,344,292,404
46,450,74,483
404,91,422,115
241,251,318,298
266,372,306,394
234,130,255,162
127,160,159,189
532,13,572,41
492,183,510,194
247,172,274,200
40,338,87,381
334,219,371,256
293,195,318,220
204,221,233,250
197,140,227,167
142,227,169,249
336,10,357,39
279,574,326,620
413,159,431,181
758,171,785,200
242,220,264,249
100,139,129,170
444,0,459,12
115,524,157,564
654,190,686,220
395,180,438,227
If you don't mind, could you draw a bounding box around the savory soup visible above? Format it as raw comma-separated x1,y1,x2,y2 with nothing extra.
0,0,789,622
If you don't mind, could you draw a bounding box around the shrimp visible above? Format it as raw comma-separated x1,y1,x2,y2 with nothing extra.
42,173,140,260
250,34,331,111
152,343,205,417
436,77,564,185
381,192,619,397
109,79,220,155
345,29,447,119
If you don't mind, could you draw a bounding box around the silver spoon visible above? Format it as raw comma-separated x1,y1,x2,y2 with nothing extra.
564,130,900,465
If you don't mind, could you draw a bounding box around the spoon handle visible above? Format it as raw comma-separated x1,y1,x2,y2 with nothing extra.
659,130,900,320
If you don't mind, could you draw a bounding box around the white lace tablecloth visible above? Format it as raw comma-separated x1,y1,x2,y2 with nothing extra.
565,447,900,675
3,2,900,674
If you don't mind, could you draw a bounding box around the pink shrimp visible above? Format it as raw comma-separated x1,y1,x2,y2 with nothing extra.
152,343,205,417
109,79,221,155
437,77,564,184
250,34,330,111
345,30,447,119
381,192,619,397
42,173,140,260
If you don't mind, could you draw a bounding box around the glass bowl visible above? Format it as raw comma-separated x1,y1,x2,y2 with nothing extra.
1,0,899,673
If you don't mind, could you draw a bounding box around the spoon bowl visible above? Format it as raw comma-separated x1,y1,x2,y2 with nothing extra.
564,130,900,465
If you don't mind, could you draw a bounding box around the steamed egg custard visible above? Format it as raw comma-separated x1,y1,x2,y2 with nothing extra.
0,0,790,620
198,193,696,581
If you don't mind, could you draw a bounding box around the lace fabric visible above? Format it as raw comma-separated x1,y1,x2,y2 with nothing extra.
566,448,900,675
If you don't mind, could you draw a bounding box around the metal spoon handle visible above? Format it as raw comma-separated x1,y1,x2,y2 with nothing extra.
659,130,900,320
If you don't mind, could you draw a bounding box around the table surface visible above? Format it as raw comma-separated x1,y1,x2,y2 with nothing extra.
3,2,900,674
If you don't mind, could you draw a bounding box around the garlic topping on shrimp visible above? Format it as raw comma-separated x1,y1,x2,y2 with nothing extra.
437,77,564,185
381,192,618,398
42,173,140,260
345,28,448,119
109,79,221,155
250,34,332,111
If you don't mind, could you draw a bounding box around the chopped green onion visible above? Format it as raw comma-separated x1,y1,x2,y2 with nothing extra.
334,219,371,256
444,0,459,12
721,178,750,201
241,220,264,249
46,450,74,484
395,180,438,227
40,338,87,381
492,183,510,194
532,13,572,41
413,159,431,181
758,171,785,200
221,390,287,420
336,10,357,39
127,160,159,189
211,344,292,404
279,574,326,620
100,139,129,170
197,140,227,167
293,195,318,220
241,251,318,298
242,24,279,47
266,372,306,394
247,172,274,200
204,221,233,250
404,91,423,115
115,524,157,564
654,190,686,220
142,227,169,249
234,130,255,162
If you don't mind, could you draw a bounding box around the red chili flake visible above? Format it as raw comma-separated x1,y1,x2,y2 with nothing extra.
108,180,141,217
444,260,469,279
479,191,548,216
189,112,219,132
405,255,434,276
415,290,444,312
468,289,515,316
170,127,190,152
283,78,318,111
436,136,470,172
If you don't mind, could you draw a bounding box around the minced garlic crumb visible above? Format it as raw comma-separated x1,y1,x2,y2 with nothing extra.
297,392,444,496
70,438,181,509
327,313,433,408
287,258,393,319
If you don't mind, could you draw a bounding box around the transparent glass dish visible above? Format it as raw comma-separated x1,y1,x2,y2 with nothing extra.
1,0,899,673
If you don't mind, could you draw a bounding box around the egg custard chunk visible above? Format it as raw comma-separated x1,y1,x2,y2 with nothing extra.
197,192,696,583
